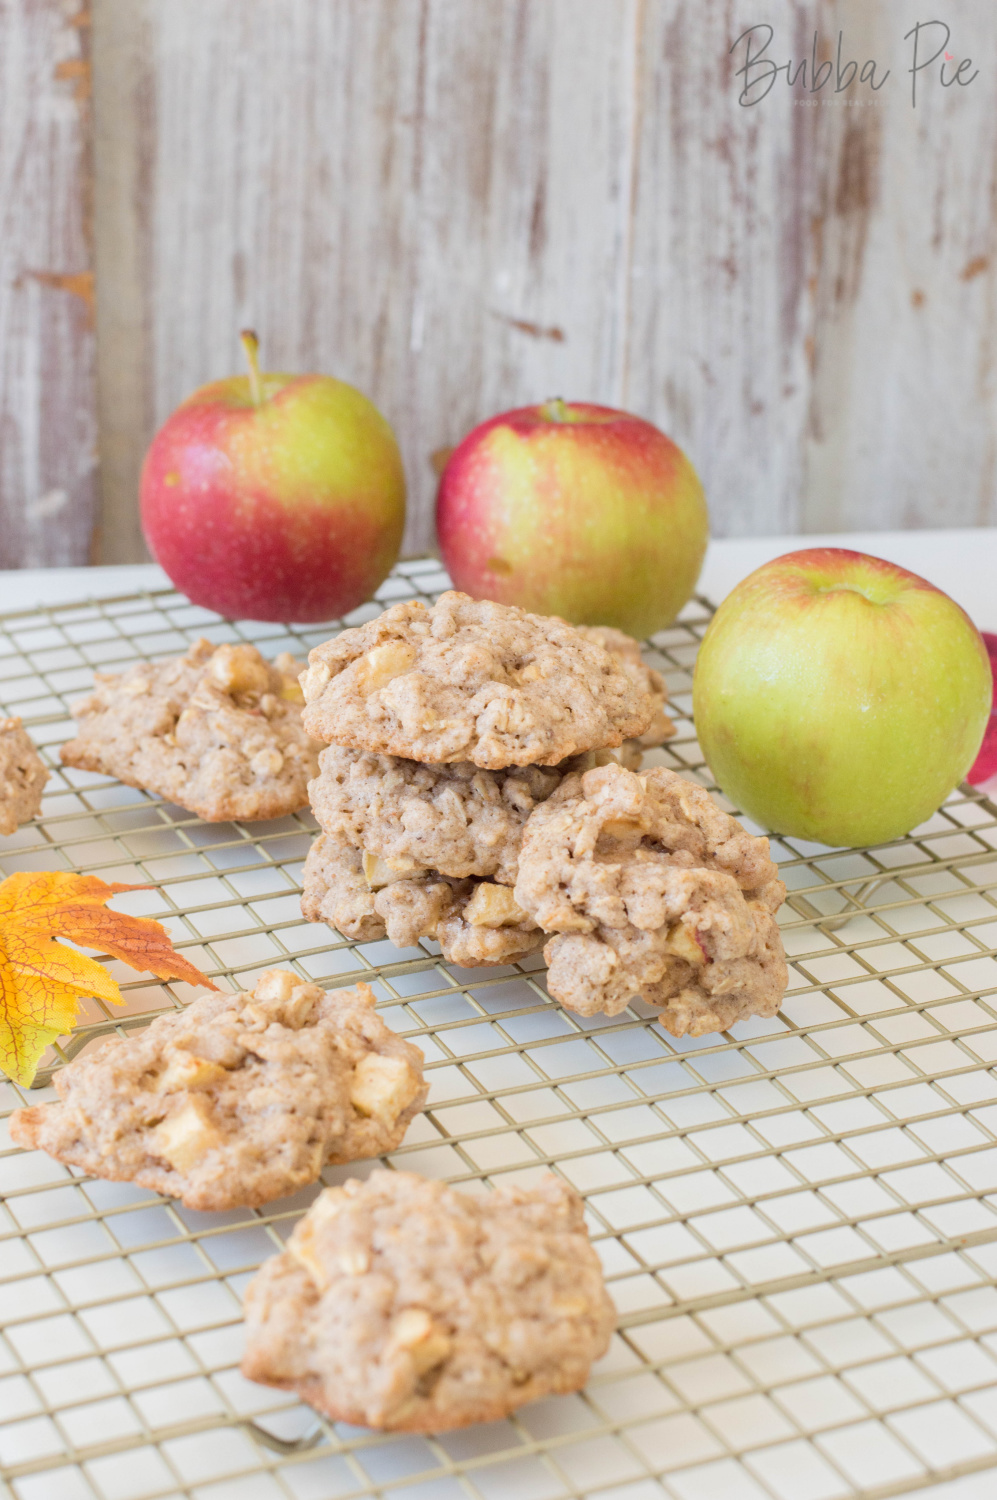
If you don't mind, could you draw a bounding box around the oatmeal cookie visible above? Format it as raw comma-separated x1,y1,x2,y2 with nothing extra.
10,971,426,1211
514,763,788,1034
0,717,47,835
299,591,655,767
60,639,322,821
242,1169,615,1431
301,832,544,966
309,746,563,885
576,625,675,754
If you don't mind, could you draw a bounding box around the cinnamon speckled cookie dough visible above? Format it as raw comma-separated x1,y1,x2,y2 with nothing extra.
10,971,426,1210
60,639,322,821
301,831,545,967
299,591,655,768
242,1169,615,1431
514,763,788,1034
309,746,564,886
0,717,48,835
576,625,675,756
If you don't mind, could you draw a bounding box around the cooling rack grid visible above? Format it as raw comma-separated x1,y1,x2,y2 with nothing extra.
3,560,997,1500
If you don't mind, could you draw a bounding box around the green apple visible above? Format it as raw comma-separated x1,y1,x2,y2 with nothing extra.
693,548,991,846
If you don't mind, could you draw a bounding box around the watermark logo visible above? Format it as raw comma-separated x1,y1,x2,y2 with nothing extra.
731,21,979,109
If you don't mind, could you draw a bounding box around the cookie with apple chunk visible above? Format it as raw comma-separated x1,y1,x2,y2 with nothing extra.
575,625,675,763
309,746,565,887
60,638,323,821
0,716,48,835
307,728,671,897
9,971,426,1211
514,763,787,1035
299,591,655,768
301,830,545,967
241,1169,615,1431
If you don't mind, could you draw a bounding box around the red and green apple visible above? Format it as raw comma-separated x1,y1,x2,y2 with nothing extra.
436,400,709,639
693,548,991,847
141,333,405,623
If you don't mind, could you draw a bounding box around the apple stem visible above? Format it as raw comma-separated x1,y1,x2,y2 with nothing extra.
540,396,569,423
240,329,265,409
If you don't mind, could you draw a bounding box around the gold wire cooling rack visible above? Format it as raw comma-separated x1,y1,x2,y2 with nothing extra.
4,560,997,1500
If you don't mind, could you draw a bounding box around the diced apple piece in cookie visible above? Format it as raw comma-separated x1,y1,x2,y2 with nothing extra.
463,882,530,928
154,1097,222,1172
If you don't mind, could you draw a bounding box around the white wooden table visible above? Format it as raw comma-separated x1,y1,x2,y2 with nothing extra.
2,528,996,629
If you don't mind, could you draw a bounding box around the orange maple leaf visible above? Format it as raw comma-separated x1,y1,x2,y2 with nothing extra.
0,871,218,1087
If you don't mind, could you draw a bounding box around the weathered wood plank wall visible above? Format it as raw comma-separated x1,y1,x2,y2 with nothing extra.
94,0,649,561
0,0,96,569
803,0,997,532
4,0,997,565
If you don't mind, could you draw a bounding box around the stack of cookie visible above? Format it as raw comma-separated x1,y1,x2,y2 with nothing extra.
298,591,668,967
298,591,789,1037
